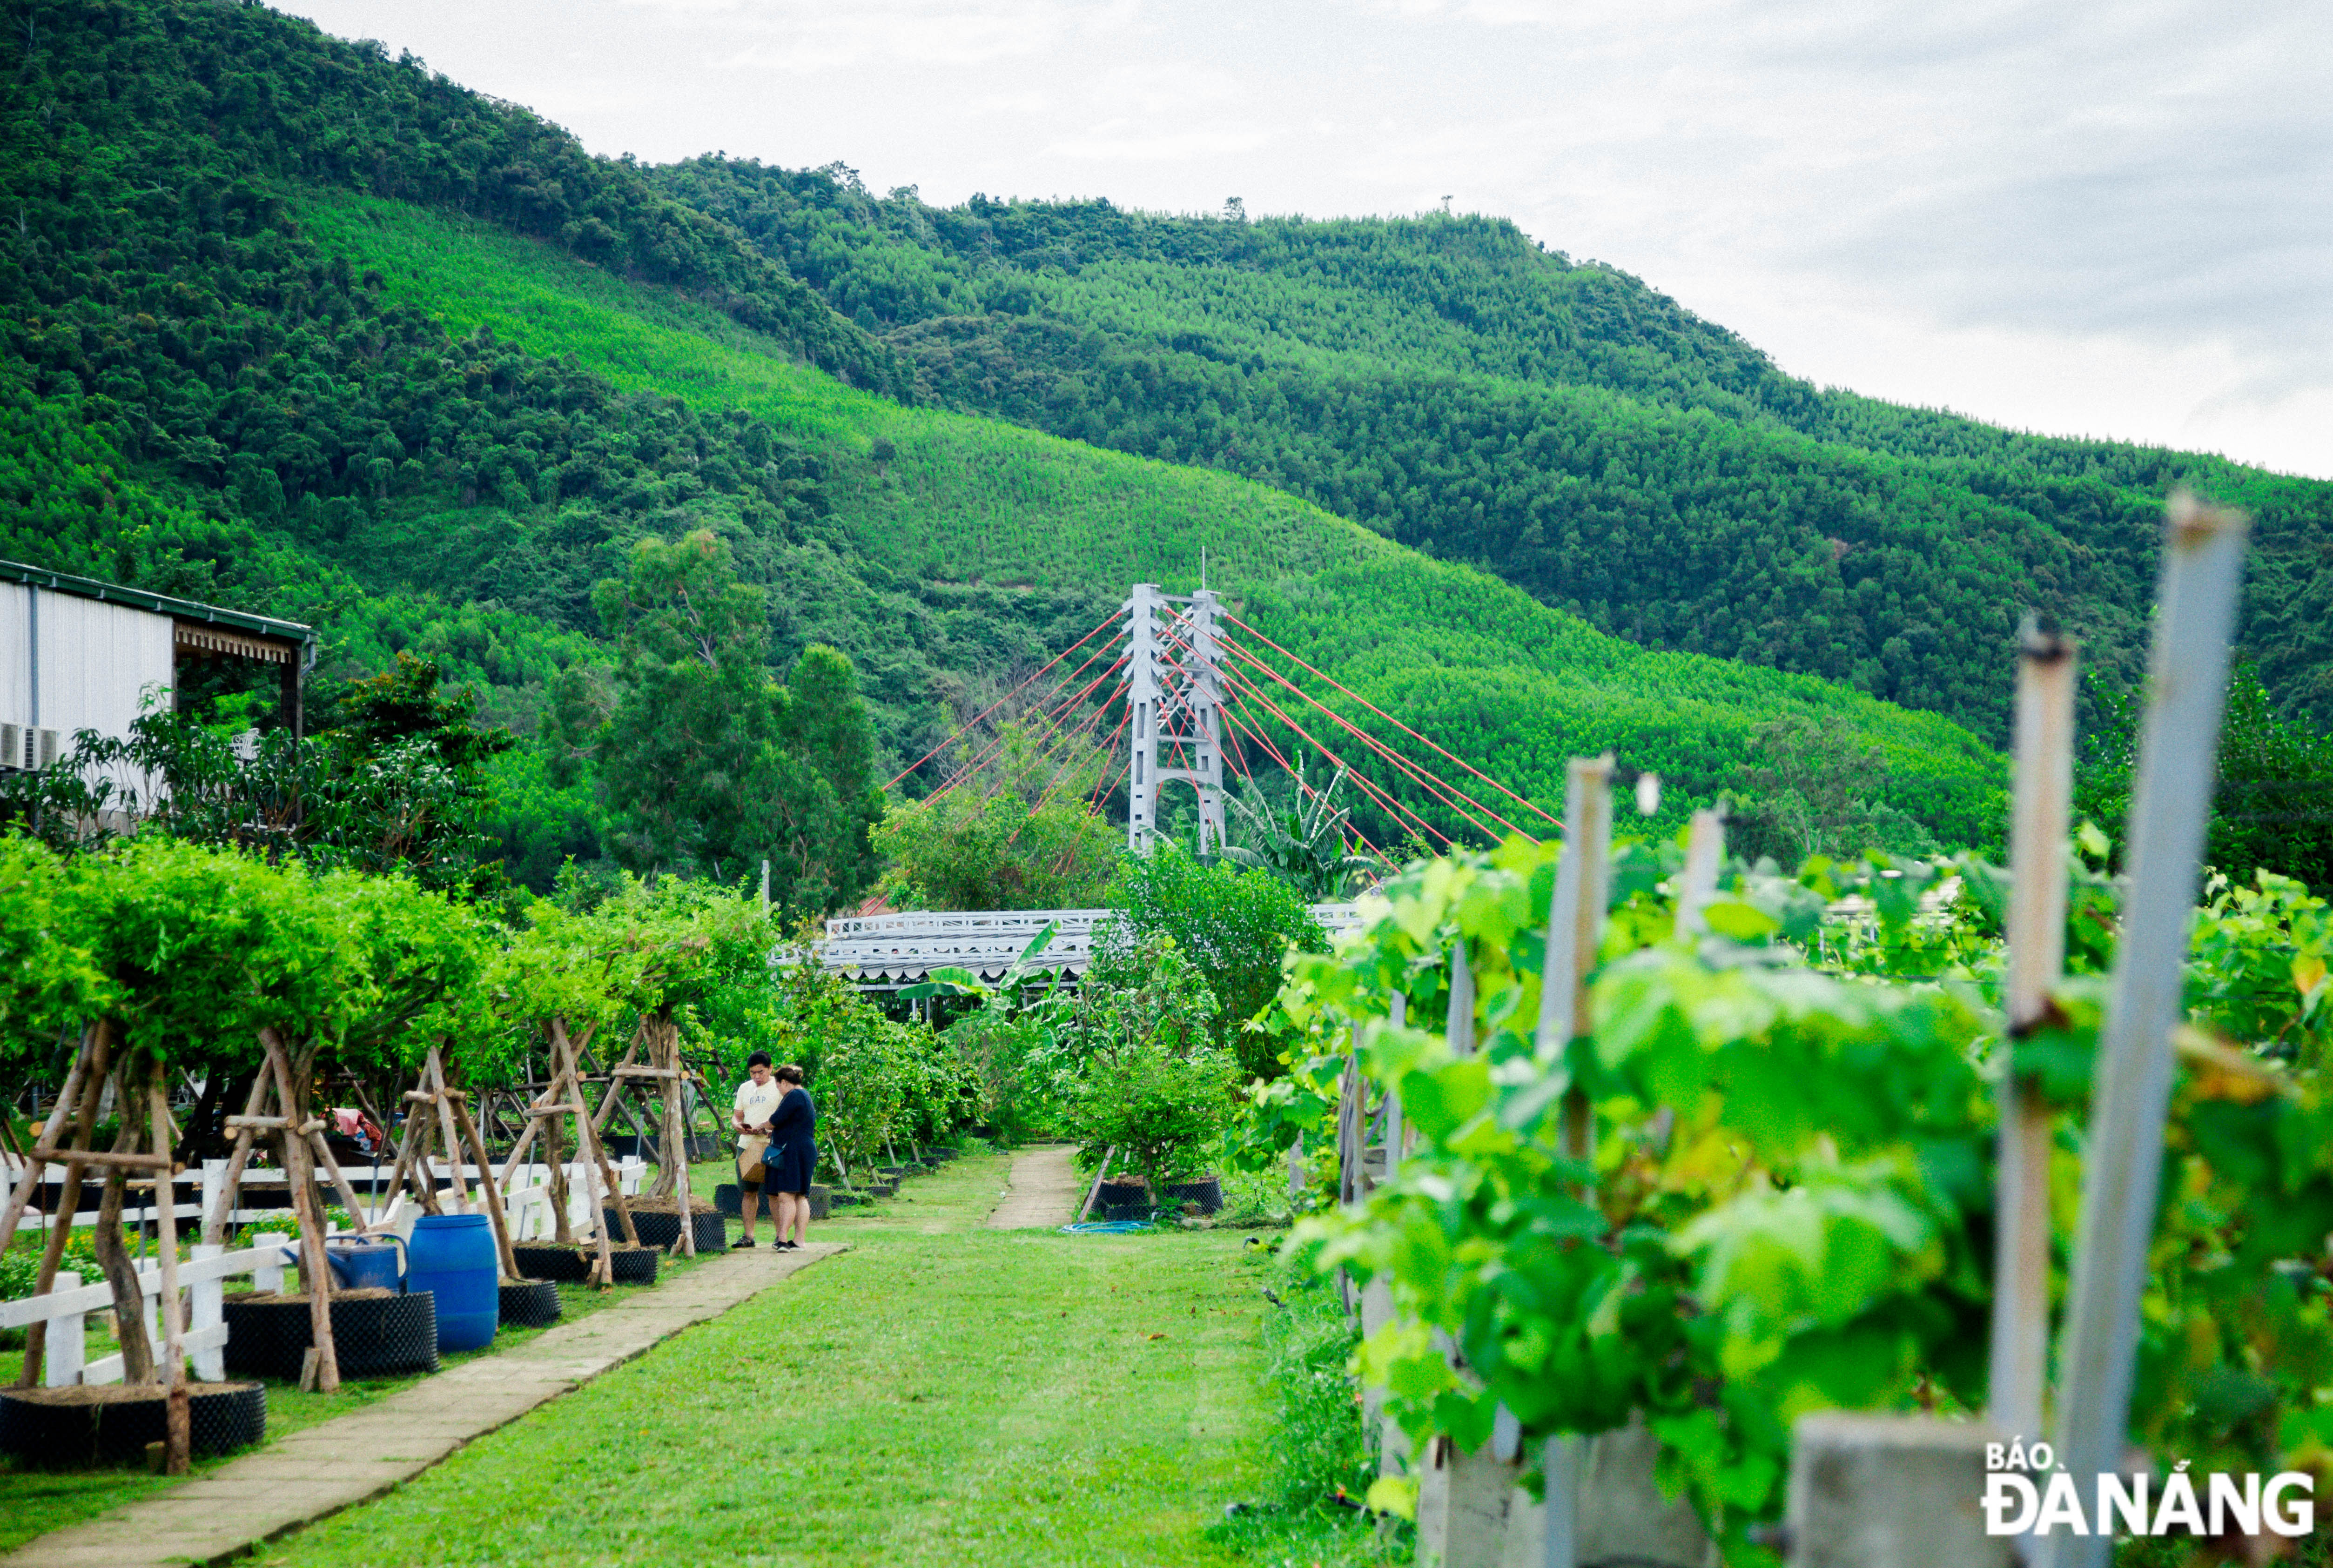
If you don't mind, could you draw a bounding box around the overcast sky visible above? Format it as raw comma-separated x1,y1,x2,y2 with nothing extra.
287,0,2332,478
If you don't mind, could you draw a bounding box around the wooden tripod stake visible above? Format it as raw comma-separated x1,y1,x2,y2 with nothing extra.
7,1023,116,1387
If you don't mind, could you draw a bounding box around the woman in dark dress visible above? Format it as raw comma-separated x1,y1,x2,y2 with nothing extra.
763,1064,818,1252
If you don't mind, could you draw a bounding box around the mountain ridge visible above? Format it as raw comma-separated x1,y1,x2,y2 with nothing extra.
645,159,2333,740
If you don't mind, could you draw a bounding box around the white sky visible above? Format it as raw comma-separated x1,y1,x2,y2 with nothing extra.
288,0,2333,478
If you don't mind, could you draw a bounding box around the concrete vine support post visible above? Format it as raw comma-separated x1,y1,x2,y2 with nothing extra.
2037,497,2249,1568
1516,757,1616,1568
1539,754,1614,1162
1414,940,1496,1568
1988,626,2077,1458
1371,991,1408,1481
1675,810,1725,939
1790,1416,2014,1568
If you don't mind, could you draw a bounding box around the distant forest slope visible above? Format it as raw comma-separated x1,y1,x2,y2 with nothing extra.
649,161,2333,741
0,0,2003,856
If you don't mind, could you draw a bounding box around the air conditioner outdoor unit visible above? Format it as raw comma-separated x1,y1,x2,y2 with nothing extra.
0,723,60,771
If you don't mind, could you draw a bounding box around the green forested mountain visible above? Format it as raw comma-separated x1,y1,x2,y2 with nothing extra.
0,0,2140,878
648,161,2333,741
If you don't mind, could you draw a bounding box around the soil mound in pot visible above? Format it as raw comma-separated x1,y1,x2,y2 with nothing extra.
0,1380,266,1467
618,1195,719,1214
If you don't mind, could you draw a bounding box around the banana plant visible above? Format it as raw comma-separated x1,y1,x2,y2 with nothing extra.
897,920,1065,1015
1220,755,1378,899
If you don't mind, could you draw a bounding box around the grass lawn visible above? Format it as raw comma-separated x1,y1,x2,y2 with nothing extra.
246,1152,1298,1567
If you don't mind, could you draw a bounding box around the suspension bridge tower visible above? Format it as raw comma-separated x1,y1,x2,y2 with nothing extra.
1124,583,1227,857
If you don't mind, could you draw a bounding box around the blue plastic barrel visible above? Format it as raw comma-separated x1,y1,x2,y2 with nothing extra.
406,1214,498,1351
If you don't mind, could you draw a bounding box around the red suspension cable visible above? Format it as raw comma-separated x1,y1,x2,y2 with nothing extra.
1220,663,1456,851
1218,635,1532,842
884,610,1120,788
1223,612,1562,829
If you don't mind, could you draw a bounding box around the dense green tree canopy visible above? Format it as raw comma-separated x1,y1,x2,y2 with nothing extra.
544,530,882,909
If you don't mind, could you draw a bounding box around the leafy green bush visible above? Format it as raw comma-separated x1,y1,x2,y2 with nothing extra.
1060,1038,1238,1200
874,720,1120,911
240,1206,357,1245
0,1233,101,1301
942,1009,1059,1146
1103,846,1326,1079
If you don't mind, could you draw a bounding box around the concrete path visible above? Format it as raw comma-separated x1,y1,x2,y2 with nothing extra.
5,1243,847,1568
986,1145,1083,1230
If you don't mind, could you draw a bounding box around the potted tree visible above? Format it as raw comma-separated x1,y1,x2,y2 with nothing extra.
1054,934,1236,1220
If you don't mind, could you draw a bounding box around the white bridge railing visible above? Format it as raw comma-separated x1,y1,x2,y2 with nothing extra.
818,904,1364,987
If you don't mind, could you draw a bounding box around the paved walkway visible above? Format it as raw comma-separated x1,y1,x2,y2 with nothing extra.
5,1243,847,1568
986,1145,1083,1230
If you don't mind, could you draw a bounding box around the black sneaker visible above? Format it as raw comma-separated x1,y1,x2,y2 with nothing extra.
732,1236,757,1249
777,1240,800,1251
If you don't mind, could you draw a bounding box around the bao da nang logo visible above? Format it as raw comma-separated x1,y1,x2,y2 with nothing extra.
1982,1441,2314,1539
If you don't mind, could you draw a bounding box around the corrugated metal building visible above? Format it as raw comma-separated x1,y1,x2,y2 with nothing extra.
0,560,314,778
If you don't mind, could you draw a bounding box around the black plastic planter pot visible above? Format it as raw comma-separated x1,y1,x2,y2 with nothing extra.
1096,1180,1150,1214
607,1245,659,1285
0,1380,266,1468
222,1291,439,1380
509,1244,592,1282
604,1207,727,1253
1165,1178,1224,1214
498,1278,562,1329
1101,1203,1160,1223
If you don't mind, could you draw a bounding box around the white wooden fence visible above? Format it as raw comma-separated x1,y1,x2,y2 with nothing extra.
0,1241,295,1387
0,1154,648,1387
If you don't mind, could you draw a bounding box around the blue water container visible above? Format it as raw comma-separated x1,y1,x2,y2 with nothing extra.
406,1214,498,1351
323,1235,405,1293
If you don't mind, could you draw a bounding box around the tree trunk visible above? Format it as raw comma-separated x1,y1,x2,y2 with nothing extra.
544,1025,574,1245
89,1078,155,1385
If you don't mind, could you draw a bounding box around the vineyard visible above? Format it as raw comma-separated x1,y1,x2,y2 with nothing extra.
1250,499,2333,1563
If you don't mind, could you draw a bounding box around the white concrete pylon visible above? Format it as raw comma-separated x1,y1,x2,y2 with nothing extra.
1123,582,1226,856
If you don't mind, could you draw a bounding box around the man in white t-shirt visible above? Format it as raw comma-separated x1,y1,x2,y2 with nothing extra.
731,1052,785,1247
